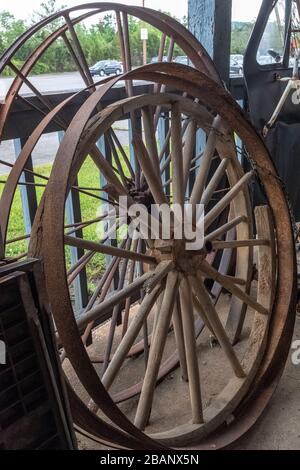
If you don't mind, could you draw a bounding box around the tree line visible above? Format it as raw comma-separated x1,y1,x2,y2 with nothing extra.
0,0,254,77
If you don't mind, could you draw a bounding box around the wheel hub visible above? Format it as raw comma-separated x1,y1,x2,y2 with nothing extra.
151,239,208,274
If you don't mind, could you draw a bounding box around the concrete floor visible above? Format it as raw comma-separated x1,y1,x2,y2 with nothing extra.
73,304,300,450
232,314,300,450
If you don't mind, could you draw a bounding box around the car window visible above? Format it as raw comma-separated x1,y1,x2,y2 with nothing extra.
257,0,286,65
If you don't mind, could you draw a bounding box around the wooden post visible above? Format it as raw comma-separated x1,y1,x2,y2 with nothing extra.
188,0,232,85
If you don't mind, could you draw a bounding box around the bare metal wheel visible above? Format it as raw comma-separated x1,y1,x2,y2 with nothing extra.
28,63,294,449
0,2,219,262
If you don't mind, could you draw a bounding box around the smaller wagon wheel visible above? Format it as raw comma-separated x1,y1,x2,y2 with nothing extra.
30,89,277,447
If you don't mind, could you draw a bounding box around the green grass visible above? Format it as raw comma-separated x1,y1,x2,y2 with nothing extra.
1,146,131,292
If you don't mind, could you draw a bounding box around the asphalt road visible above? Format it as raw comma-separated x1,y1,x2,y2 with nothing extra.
0,71,107,99
0,126,129,176
0,72,131,175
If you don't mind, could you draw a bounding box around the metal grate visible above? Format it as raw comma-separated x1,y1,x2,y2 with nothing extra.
0,260,76,450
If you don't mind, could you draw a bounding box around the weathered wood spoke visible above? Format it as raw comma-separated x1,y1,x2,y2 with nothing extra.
171,103,184,206
134,271,179,430
64,235,156,265
132,133,167,206
199,260,268,316
179,276,203,423
211,239,270,250
204,171,254,229
190,115,221,208
101,261,174,392
190,275,245,379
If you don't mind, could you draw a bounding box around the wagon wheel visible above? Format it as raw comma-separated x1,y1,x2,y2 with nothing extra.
29,83,280,447
0,4,236,388
0,2,218,261
27,85,253,409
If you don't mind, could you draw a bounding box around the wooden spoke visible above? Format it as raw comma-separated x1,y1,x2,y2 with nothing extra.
171,103,184,206
65,214,114,237
64,235,156,265
60,251,124,363
211,239,270,250
101,239,132,374
199,260,268,316
142,106,161,175
183,120,197,193
67,251,94,285
200,158,229,206
132,133,167,205
88,145,129,199
83,244,125,318
102,284,162,390
77,270,155,331
66,221,123,278
172,298,188,382
179,277,203,423
205,215,247,243
192,294,215,336
190,115,221,208
190,275,245,378
122,238,139,337
204,171,254,229
134,271,179,430
160,118,190,176
6,233,30,245
145,260,174,293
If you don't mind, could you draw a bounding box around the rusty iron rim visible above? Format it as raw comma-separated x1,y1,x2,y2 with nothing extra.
28,64,296,448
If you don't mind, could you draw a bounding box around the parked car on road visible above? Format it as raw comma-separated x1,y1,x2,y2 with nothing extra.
230,57,243,75
151,56,168,63
174,55,189,65
89,60,123,77
230,54,244,66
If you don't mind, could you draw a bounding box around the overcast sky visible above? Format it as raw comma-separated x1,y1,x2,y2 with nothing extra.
2,0,263,22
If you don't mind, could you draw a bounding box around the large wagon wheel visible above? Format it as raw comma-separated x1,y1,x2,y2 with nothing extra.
29,64,295,448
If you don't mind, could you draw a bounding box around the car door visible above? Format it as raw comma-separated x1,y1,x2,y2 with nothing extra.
243,0,300,219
